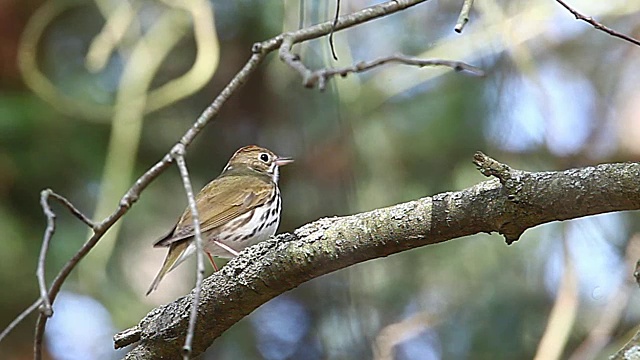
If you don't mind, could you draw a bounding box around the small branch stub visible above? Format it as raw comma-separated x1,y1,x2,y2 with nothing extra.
472,152,526,244
454,0,475,33
114,326,141,349
473,151,512,183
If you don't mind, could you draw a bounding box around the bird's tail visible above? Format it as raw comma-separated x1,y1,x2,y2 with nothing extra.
146,241,192,295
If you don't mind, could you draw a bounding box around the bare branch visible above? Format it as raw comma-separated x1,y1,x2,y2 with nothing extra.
170,145,206,360
555,0,640,47
266,0,444,90
32,156,173,360
116,157,640,358
255,0,429,54
454,0,474,33
275,0,483,90
36,190,56,318
35,189,97,321
280,51,484,91
0,299,42,343
48,191,96,228
329,0,341,60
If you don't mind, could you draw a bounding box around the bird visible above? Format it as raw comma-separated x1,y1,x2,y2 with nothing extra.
146,145,293,295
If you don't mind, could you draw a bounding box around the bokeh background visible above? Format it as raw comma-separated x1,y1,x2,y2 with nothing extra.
2,0,640,359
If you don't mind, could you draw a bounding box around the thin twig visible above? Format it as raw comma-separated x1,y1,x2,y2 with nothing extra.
33,189,99,358
281,52,484,91
172,146,206,360
32,155,174,360
36,189,96,319
260,0,429,54
48,191,96,228
0,299,42,343
36,190,56,317
555,0,640,47
454,0,474,33
329,0,341,60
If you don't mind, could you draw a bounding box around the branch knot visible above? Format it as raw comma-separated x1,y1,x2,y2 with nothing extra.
170,143,187,159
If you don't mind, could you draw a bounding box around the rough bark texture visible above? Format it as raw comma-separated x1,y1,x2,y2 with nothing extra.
116,157,640,358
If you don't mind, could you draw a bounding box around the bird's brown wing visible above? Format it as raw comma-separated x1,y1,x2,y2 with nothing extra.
153,175,274,248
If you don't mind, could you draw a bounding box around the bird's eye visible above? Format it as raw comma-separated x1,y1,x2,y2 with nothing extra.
259,153,270,162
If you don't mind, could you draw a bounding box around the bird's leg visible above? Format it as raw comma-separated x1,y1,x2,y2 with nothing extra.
206,251,219,271
213,240,240,257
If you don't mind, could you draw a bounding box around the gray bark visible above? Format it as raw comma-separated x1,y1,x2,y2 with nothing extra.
115,154,640,358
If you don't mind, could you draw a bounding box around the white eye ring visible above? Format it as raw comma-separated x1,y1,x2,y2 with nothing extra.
259,153,270,163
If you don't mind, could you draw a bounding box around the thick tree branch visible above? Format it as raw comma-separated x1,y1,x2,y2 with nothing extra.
116,155,640,358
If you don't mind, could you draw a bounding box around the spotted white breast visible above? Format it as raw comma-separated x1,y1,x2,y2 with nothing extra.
206,188,282,257
173,189,282,266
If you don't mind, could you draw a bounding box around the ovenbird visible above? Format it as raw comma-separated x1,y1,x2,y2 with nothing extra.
147,145,293,295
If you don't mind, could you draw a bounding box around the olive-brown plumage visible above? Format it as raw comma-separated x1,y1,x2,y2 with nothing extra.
147,145,292,295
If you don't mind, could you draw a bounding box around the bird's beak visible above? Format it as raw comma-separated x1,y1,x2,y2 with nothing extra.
275,156,294,166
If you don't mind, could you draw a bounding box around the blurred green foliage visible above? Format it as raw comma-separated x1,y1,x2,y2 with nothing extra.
2,0,640,359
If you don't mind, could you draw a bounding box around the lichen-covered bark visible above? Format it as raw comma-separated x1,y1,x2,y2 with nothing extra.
116,158,640,359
